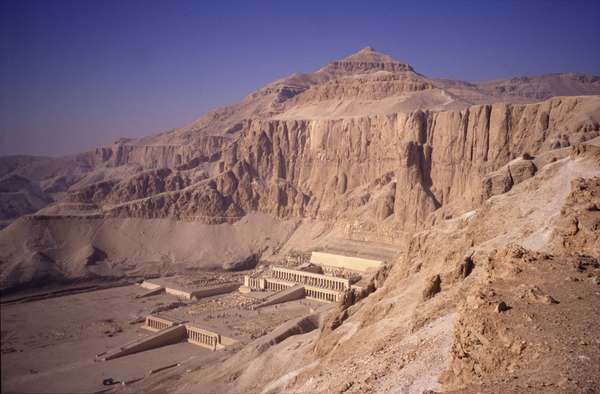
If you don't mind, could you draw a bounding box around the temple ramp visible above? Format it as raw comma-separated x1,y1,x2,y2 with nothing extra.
190,282,240,300
136,286,165,298
255,285,305,309
102,324,187,361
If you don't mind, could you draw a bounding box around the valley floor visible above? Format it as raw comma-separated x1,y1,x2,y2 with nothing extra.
0,276,320,394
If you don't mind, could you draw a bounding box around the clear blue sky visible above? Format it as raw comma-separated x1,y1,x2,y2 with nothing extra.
1,0,599,156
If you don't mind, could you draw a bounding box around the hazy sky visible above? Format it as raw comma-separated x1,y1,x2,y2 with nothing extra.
1,0,599,157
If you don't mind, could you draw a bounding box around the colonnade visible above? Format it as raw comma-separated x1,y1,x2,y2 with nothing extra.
270,267,350,291
265,280,292,292
244,276,262,289
186,326,220,350
145,316,174,331
304,286,342,303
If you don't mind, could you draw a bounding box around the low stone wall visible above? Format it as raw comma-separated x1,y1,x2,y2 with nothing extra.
140,280,239,300
164,287,193,299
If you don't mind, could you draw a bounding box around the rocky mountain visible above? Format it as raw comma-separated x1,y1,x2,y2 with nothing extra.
1,46,600,393
1,47,600,291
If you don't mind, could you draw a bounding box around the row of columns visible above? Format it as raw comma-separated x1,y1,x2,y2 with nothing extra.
244,276,262,290
273,269,348,291
146,317,170,330
266,280,290,291
249,278,261,289
187,328,218,350
305,288,339,303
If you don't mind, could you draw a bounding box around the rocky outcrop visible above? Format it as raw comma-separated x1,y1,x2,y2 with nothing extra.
289,73,433,104
481,157,537,200
322,47,415,74
422,274,442,300
68,168,197,205
551,176,600,258
477,73,600,101
508,157,537,184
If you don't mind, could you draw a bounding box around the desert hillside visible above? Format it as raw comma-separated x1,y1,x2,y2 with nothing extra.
1,48,599,393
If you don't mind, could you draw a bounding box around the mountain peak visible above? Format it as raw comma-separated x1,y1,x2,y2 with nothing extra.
359,46,376,52
324,47,414,74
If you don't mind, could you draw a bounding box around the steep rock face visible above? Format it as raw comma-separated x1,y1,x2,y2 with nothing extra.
289,72,433,104
222,96,600,229
3,49,600,229
0,135,229,225
92,135,226,169
81,96,600,234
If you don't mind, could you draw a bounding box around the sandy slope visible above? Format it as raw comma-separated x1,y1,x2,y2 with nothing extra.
0,213,298,292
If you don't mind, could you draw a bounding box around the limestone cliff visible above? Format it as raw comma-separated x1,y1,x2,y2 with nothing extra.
3,48,600,230
2,48,600,291
64,96,600,235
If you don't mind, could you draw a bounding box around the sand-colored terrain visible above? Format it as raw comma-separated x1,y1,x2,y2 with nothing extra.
1,48,600,393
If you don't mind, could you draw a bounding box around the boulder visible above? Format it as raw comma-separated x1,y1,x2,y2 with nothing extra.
508,158,537,185
496,301,510,313
422,274,442,300
375,193,395,220
481,167,513,200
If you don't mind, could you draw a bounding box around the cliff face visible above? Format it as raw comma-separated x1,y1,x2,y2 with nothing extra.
288,72,433,104
3,48,600,230
69,96,599,234
92,135,226,169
